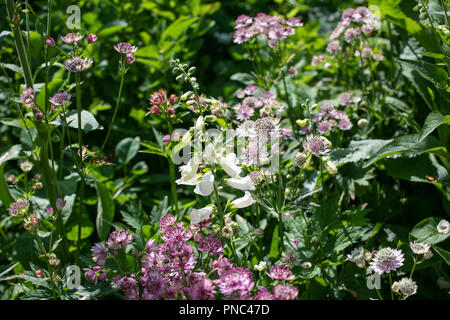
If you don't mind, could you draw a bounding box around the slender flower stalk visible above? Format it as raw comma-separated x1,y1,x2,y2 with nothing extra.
101,60,125,151
75,72,85,264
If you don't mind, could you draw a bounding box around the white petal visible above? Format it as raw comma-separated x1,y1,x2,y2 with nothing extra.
231,192,255,209
176,173,201,185
194,172,215,196
190,206,214,224
226,175,255,191
218,153,241,177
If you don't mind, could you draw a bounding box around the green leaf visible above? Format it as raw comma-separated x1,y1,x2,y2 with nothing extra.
66,211,94,241
364,134,446,167
115,137,141,164
384,153,448,184
97,20,128,38
269,225,279,259
433,246,450,265
330,140,392,165
419,111,450,142
397,58,448,90
95,182,115,241
140,141,165,158
51,110,103,131
150,196,169,224
160,17,198,42
336,164,376,199
409,217,450,245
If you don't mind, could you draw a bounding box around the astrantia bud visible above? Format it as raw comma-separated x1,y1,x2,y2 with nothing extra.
34,112,45,122
168,94,178,104
221,225,233,239
294,152,308,167
56,198,66,210
301,262,312,269
46,37,55,46
20,160,33,173
125,53,136,64
357,118,369,127
296,119,309,127
87,33,98,43
437,219,450,234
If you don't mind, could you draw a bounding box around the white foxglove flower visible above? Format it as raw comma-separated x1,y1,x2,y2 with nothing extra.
195,116,204,130
194,171,215,196
181,130,192,145
190,206,214,225
226,175,255,191
176,173,201,185
204,143,216,163
218,153,241,178
179,155,200,181
231,191,255,209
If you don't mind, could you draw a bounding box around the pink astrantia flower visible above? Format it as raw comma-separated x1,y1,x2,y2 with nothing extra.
106,229,134,249
327,40,342,55
20,88,36,108
303,136,329,156
286,17,303,27
49,92,71,106
114,42,138,54
235,104,254,121
243,84,259,96
273,284,298,300
61,32,84,44
115,275,140,300
242,96,262,109
149,89,167,106
160,214,176,229
254,286,275,300
369,247,404,274
216,267,254,299
235,15,253,28
267,265,295,281
64,56,93,72
91,242,108,265
196,233,224,256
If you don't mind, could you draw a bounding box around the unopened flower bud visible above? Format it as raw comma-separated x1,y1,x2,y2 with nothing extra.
46,37,55,47
56,198,66,210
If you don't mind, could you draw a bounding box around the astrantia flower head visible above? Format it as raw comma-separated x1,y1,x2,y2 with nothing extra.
149,89,167,106
281,250,300,267
369,247,404,274
347,246,366,268
267,265,295,281
409,241,431,255
61,32,84,44
49,92,71,106
397,277,418,297
87,33,98,43
302,135,329,157
64,56,93,72
114,42,138,54
272,284,298,300
91,242,108,265
235,15,253,28
216,267,254,298
106,229,134,249
20,88,35,108
125,53,136,64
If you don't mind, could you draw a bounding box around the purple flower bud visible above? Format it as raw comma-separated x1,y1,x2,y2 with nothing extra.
45,37,55,47
125,53,136,64
83,268,98,284
34,112,45,122
92,266,102,272
35,269,44,278
56,198,66,210
87,33,98,43
47,207,54,215
99,273,107,281
163,135,171,146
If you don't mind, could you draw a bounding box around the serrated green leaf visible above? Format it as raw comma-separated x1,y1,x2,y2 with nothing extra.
419,111,450,142
410,217,450,245
51,110,103,131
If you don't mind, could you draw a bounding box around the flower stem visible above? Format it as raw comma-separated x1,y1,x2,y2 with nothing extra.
101,72,125,151
75,72,85,265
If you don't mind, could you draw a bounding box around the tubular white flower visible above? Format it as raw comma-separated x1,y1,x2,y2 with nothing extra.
204,143,216,163
190,206,214,225
226,175,255,191
179,155,200,181
195,116,204,130
194,171,215,196
231,191,256,209
175,173,201,185
218,153,242,178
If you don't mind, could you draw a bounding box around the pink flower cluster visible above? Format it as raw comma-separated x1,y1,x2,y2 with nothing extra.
85,215,300,300
327,7,380,56
148,88,177,118
233,13,303,47
300,104,353,135
234,84,283,120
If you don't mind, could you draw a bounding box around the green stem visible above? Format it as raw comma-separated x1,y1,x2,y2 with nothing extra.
389,273,394,300
5,0,34,88
75,72,85,264
410,256,418,279
101,72,125,151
